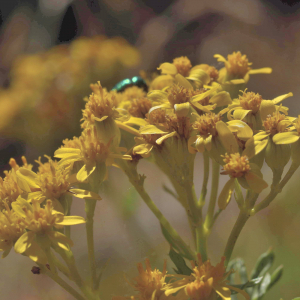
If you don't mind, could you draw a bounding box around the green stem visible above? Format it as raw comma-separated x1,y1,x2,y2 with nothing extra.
204,160,220,232
253,163,299,214
37,263,86,300
183,181,206,260
85,199,97,290
199,151,210,207
45,247,57,275
223,210,250,265
118,159,195,260
54,246,97,299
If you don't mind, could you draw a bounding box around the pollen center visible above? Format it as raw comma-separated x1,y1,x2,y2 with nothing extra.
222,153,250,177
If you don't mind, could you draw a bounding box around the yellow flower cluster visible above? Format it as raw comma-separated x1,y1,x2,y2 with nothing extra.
1,49,298,300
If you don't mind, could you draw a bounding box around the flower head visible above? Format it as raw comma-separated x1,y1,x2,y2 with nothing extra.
193,113,222,138
239,90,262,114
218,153,268,209
0,202,26,258
164,254,250,300
173,56,192,77
221,153,250,178
55,126,131,182
263,111,290,136
0,157,32,210
12,197,85,263
113,259,170,300
81,82,120,129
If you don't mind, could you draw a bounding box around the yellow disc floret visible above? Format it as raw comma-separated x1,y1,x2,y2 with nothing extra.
173,56,192,77
239,90,262,114
128,97,152,118
81,81,119,128
225,51,251,77
263,111,289,135
0,203,26,256
193,113,222,138
132,258,167,300
222,153,250,178
0,157,32,210
35,156,70,200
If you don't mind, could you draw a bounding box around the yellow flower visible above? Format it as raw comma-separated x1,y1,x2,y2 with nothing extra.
55,126,131,182
164,254,250,300
273,115,300,164
0,157,32,210
148,79,230,117
188,112,239,165
81,81,130,146
152,56,217,90
218,153,268,209
0,202,26,258
113,258,175,300
243,109,294,170
15,156,102,207
12,197,85,263
227,90,293,130
116,86,151,119
214,51,272,85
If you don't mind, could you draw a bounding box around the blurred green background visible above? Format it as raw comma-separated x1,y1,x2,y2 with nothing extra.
0,0,300,299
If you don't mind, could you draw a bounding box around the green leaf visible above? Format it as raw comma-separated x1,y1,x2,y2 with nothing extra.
267,265,283,291
250,248,275,279
227,258,248,284
292,298,300,300
168,248,193,276
230,277,263,295
160,224,180,254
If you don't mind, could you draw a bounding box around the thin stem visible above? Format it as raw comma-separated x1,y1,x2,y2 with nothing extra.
45,247,57,275
38,263,86,300
254,163,299,213
199,151,210,207
204,160,220,231
223,210,250,266
183,181,206,260
54,246,96,299
118,159,195,260
85,199,97,290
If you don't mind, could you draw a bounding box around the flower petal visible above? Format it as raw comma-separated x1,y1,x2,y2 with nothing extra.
24,240,47,264
209,91,232,106
214,284,232,300
47,230,74,251
272,92,293,105
216,121,239,153
14,231,35,254
55,216,86,226
69,188,102,201
158,62,178,75
226,285,250,300
156,132,178,145
245,171,268,193
174,74,193,90
260,100,276,121
248,67,272,75
76,163,96,182
218,178,235,210
133,144,153,155
54,148,81,158
273,131,299,145
140,125,168,135
233,109,251,121
16,168,40,189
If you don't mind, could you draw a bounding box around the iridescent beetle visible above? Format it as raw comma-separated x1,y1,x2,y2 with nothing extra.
111,76,148,93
